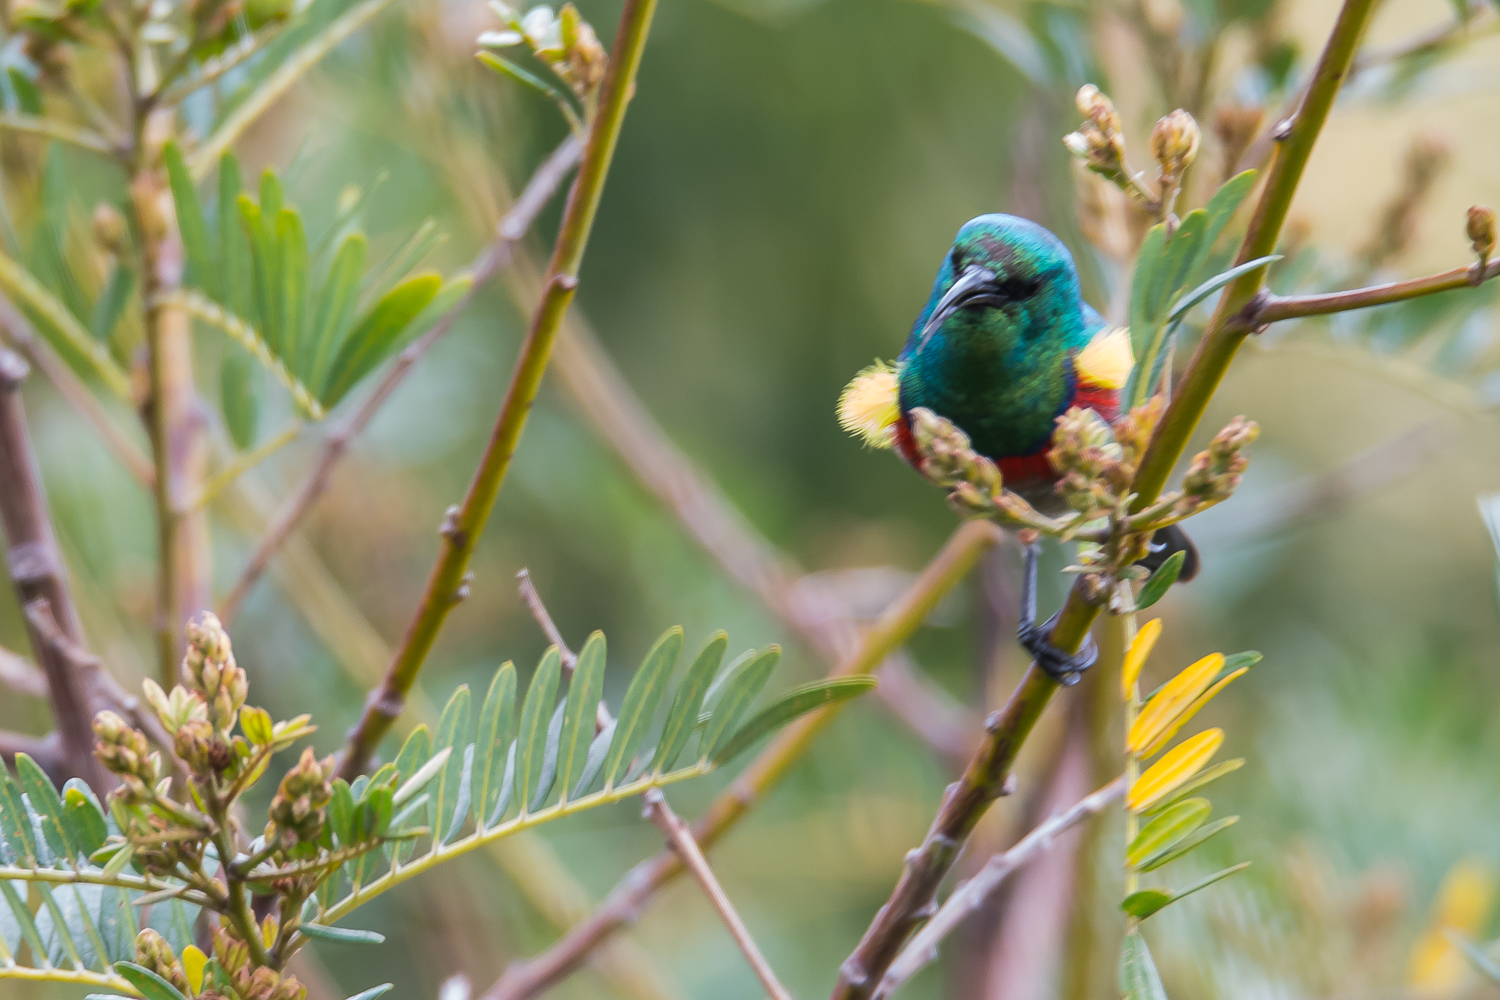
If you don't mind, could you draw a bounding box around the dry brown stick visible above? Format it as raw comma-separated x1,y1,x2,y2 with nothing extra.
641,791,794,1000
0,642,47,698
0,349,111,787
0,730,63,777
516,568,613,733
481,520,1001,1000
0,294,154,487
217,134,584,625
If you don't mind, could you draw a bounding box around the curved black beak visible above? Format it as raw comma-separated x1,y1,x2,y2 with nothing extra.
917,264,1006,348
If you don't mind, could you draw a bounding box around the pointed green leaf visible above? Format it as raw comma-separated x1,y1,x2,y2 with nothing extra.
61,779,108,859
1165,255,1281,326
0,763,36,865
2,881,47,966
699,646,781,763
16,752,74,862
1149,209,1207,323
713,676,877,767
1137,550,1185,610
1142,759,1243,816
528,701,567,812
7,68,42,114
1448,932,1500,985
557,632,607,803
34,882,85,968
431,685,471,843
164,142,216,299
1125,223,1167,405
277,208,309,382
89,264,135,345
298,923,385,945
444,745,474,844
517,648,562,812
0,253,131,399
343,986,393,1000
115,961,190,1000
387,724,431,866
239,192,281,354
218,153,251,320
475,662,516,830
1138,816,1238,872
1189,170,1259,284
1127,797,1210,870
220,346,261,449
601,628,683,789
1118,931,1167,1000
320,273,442,407
1126,862,1251,921
329,779,355,848
487,742,518,826
1220,651,1262,676
569,720,614,800
652,631,727,774
306,231,367,395
476,51,572,107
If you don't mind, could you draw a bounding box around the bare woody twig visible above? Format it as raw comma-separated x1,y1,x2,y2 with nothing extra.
641,791,793,1000
0,730,62,777
0,349,110,787
0,643,47,698
874,776,1126,999
1238,257,1500,329
217,134,584,625
481,519,1001,1000
831,2,1383,995
336,0,660,782
516,569,613,733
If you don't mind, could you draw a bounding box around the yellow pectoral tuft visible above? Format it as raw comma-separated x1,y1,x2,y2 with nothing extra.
1076,326,1133,390
838,361,901,449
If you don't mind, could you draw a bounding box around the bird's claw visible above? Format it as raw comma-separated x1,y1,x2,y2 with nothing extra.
1019,612,1097,686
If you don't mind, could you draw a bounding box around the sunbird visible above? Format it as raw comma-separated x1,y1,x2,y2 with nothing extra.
839,214,1198,681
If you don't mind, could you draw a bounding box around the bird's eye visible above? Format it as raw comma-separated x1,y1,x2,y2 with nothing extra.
950,249,964,272
997,276,1041,300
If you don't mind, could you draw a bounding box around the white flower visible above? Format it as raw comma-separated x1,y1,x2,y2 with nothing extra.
478,29,523,47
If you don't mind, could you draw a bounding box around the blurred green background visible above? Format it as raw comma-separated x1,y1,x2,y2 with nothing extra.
5,0,1500,996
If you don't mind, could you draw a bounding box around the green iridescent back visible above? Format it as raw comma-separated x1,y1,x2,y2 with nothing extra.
898,215,1104,459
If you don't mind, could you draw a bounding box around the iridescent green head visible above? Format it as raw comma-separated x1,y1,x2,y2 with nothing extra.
898,214,1101,460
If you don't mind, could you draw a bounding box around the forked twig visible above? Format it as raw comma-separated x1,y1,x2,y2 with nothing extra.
641,791,794,1000
516,568,613,733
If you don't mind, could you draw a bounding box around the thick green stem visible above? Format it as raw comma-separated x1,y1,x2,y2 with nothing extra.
336,0,660,781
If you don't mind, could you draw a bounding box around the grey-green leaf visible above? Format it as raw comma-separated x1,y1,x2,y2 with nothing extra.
712,676,877,767
652,631,728,775
1137,550,1185,610
306,232,367,395
114,962,190,1000
486,741,517,826
529,701,567,812
1138,816,1239,872
557,632,607,802
432,685,471,843
61,779,108,860
89,264,135,346
517,647,562,813
601,627,683,789
570,720,615,800
1118,931,1168,1000
277,208,310,384
699,646,781,763
475,662,517,830
320,273,442,407
0,764,36,865
344,986,394,1000
298,923,385,945
16,752,74,863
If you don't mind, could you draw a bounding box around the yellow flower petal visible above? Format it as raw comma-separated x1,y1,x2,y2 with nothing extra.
1121,618,1162,699
837,362,901,449
1127,652,1224,755
183,946,207,996
1129,728,1223,813
1139,667,1247,758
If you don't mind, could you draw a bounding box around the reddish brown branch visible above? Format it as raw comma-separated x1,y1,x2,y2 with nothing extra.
1241,257,1500,329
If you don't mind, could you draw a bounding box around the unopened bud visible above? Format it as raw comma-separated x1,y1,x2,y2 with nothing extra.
182,613,246,732
94,711,160,801
1469,204,1496,265
1150,109,1200,181
1179,415,1258,510
1065,85,1127,181
135,929,189,996
265,747,334,849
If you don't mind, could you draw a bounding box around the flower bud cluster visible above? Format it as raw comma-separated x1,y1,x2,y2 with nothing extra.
1049,407,1128,518
213,926,306,1000
906,407,1004,516
135,929,189,996
481,2,607,99
1149,109,1201,188
1469,204,1496,272
93,711,162,804
183,612,247,734
1177,415,1259,515
1064,85,1127,182
264,748,335,850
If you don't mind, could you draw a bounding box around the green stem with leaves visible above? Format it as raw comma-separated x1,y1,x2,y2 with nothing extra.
336,0,660,781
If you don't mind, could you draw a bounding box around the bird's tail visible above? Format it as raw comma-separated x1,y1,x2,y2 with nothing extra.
1136,523,1200,583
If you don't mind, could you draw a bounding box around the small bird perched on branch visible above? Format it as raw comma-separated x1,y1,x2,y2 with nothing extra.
840,214,1198,679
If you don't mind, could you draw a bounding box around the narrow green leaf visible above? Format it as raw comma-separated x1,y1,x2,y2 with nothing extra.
474,662,516,830
1220,651,1262,676
0,253,131,399
1137,550,1186,610
569,720,615,800
329,779,355,848
699,646,781,763
444,745,474,844
115,961,190,1000
61,779,108,859
164,142,217,299
1138,816,1238,872
0,764,37,865
431,685,471,843
298,923,385,945
1163,862,1250,914
1165,255,1281,325
1118,931,1168,1000
16,752,74,862
1189,169,1259,283
712,676,878,767
89,264,135,345
528,701,567,812
1125,223,1168,406
221,347,261,449
277,208,310,383
652,631,728,774
1121,889,1173,920
343,986,393,1000
306,231,367,395
320,273,442,407
7,68,42,114
1149,208,1207,323
1448,932,1500,985
239,191,281,354
476,51,572,106
517,648,562,813
1127,797,1210,870
387,724,431,866
557,632,607,802
391,745,450,809
1142,759,1244,816
487,742,518,826
218,153,251,320
601,628,683,789
2,881,47,967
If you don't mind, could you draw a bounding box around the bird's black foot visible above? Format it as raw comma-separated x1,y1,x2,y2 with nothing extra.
1016,542,1097,686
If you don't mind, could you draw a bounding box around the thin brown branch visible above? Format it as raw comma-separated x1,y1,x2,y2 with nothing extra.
1243,257,1500,329
0,293,154,487
217,134,583,625
641,791,793,1000
0,729,63,779
516,568,613,733
874,776,1126,999
0,349,111,787
0,642,47,697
